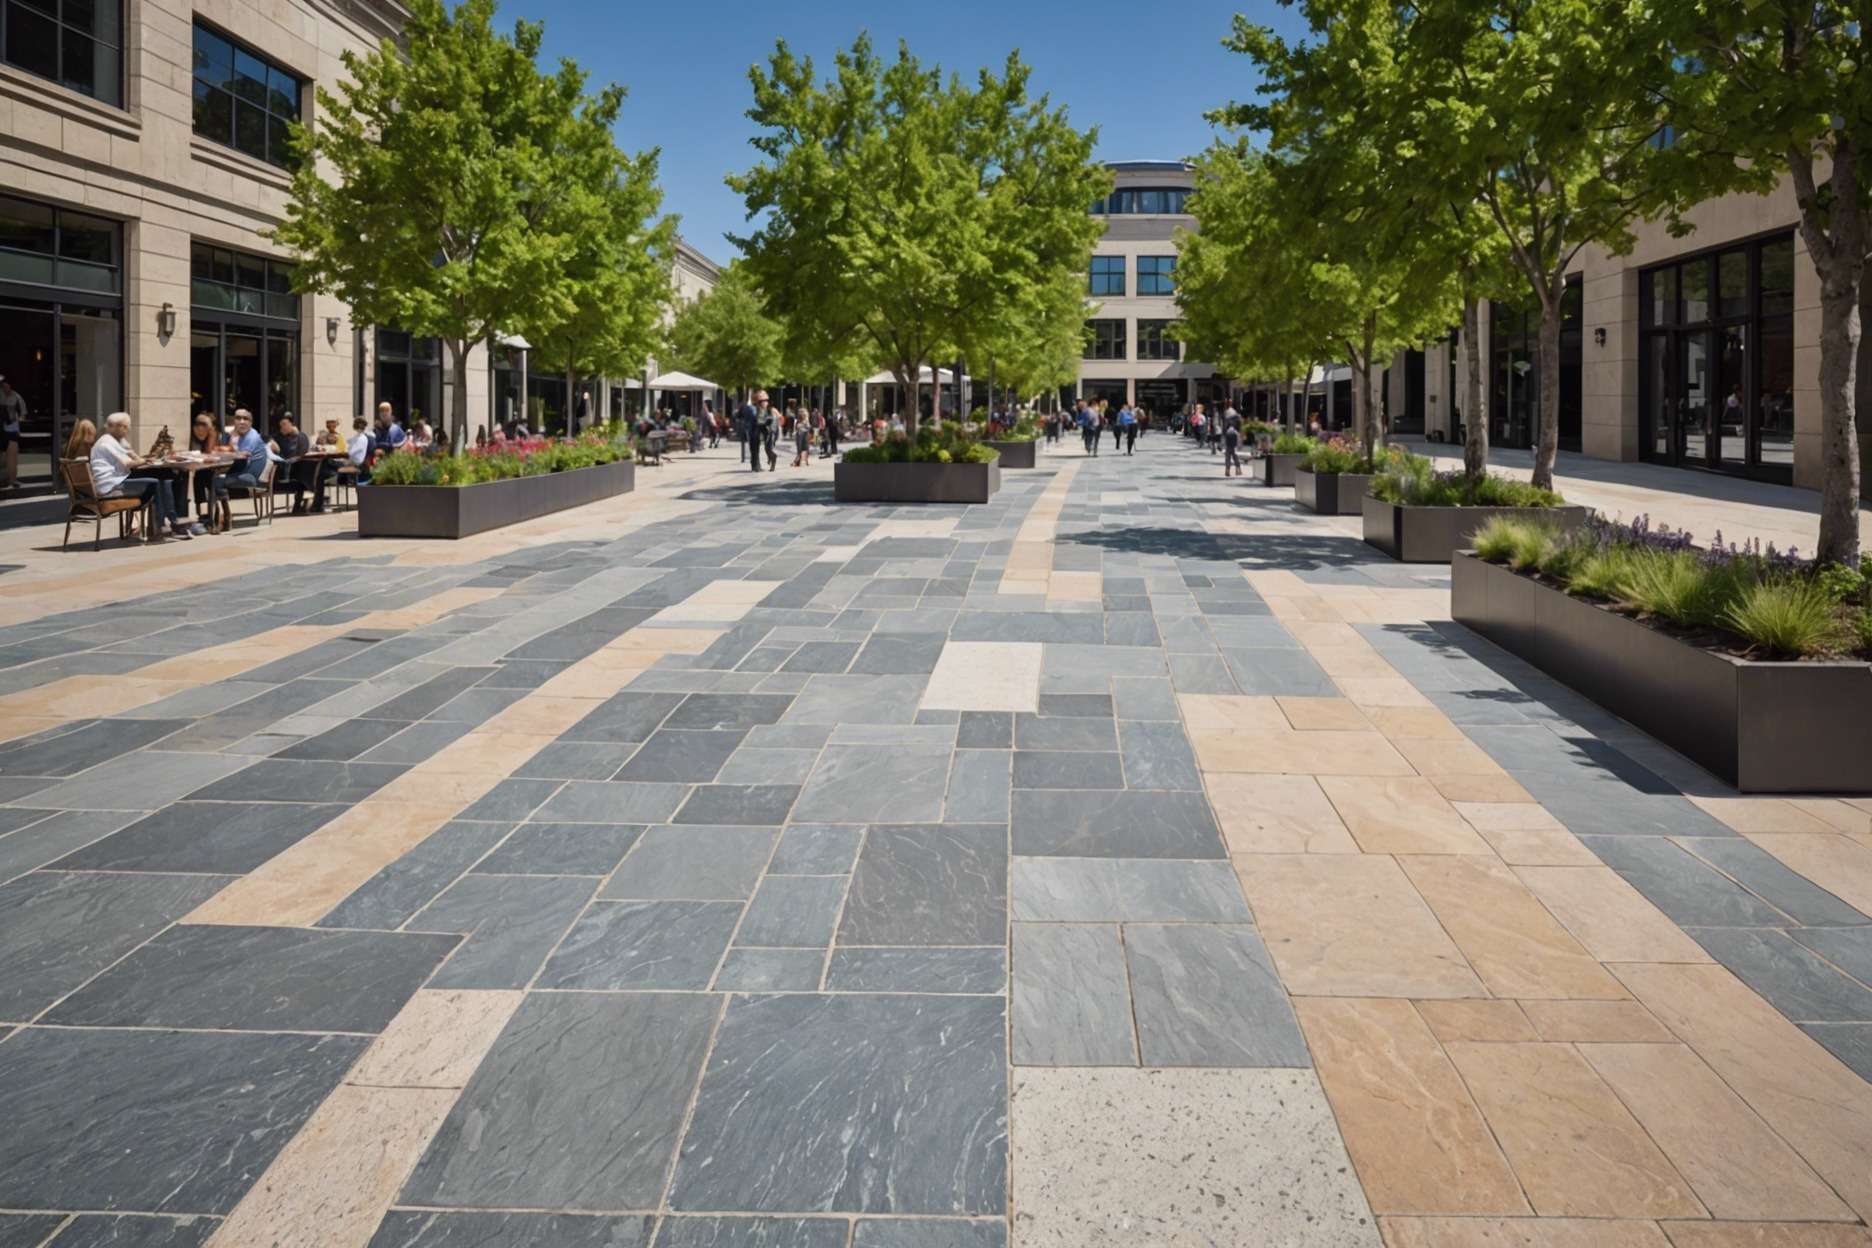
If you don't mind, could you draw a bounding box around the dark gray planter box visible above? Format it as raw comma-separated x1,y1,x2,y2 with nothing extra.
984,439,1037,469
1363,494,1590,563
358,459,636,539
1453,553,1872,793
833,459,1001,504
1294,468,1374,515
1260,453,1305,487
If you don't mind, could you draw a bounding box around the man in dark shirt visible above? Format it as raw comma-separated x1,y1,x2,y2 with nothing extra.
272,416,327,515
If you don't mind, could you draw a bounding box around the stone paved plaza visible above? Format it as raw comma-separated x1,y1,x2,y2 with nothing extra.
0,438,1870,1247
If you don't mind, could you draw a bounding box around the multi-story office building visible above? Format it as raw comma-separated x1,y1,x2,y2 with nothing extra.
1074,160,1223,420
0,0,716,492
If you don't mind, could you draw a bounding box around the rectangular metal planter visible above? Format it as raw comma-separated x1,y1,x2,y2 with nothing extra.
983,439,1037,469
1294,468,1374,515
357,459,636,539
1260,453,1305,487
833,459,1001,504
1362,495,1590,563
1453,553,1872,793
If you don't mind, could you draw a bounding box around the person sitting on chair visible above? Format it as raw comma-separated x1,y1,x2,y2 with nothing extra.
85,413,193,542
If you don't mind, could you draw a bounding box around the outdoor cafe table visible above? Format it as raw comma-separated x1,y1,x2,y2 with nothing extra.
137,452,241,531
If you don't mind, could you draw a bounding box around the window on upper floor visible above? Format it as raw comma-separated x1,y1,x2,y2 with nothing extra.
1137,255,1177,296
192,21,303,170
191,241,298,321
1084,318,1126,361
1089,187,1192,215
1088,255,1125,297
1137,319,1180,361
2,0,121,105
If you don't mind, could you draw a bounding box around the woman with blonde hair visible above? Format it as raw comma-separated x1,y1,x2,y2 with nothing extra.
63,418,97,461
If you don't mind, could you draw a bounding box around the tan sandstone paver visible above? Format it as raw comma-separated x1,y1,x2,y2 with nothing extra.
1413,1000,1538,1044
1295,998,1528,1216
1579,1042,1854,1221
1514,866,1713,963
1209,774,1358,854
920,641,1043,713
1379,1217,1671,1248
1739,832,1872,916
1517,999,1675,1043
1442,1041,1704,1219
348,989,526,1089
1320,778,1494,856
1235,854,1484,998
1659,1225,1872,1248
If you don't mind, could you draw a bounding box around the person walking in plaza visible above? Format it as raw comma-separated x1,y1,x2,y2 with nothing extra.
758,394,779,470
1119,402,1138,455
575,389,591,433
825,405,841,458
739,392,761,470
1223,405,1244,477
1077,401,1097,456
792,405,813,467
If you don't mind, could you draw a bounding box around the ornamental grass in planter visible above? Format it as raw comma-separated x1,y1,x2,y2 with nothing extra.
1470,514,1872,661
1260,432,1313,487
1295,436,1381,515
1363,448,1581,562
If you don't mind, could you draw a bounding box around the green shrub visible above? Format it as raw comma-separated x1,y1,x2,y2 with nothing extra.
1854,608,1872,653
1271,432,1314,454
1813,561,1868,605
1471,516,1522,563
1369,448,1564,508
841,423,996,465
1303,437,1374,475
1721,578,1841,657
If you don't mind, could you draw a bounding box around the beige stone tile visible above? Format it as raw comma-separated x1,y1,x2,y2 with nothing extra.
1454,802,1566,832
1366,706,1466,741
538,666,641,698
0,716,65,744
1296,998,1528,1216
0,674,196,720
349,989,524,1089
1615,962,1872,1221
1413,999,1536,1044
1284,620,1366,647
1444,1041,1703,1219
1321,777,1495,855
1741,832,1872,916
1402,856,1627,1000
1393,737,1506,777
207,1082,456,1248
1268,593,1343,622
1279,696,1373,731
869,517,958,539
1244,568,1315,597
1047,570,1102,601
1689,795,1844,835
187,803,457,927
919,641,1042,713
1476,825,1600,867
1179,693,1292,736
1659,1225,1872,1248
371,770,503,810
1235,854,1484,998
1519,1000,1674,1043
423,731,556,775
1210,774,1359,854
685,579,780,605
606,626,722,655
483,695,604,737
346,586,505,632
1580,1042,1854,1221
1380,1217,1670,1248
647,599,757,624
1785,799,1872,839
1000,576,1050,596
1336,676,1435,708
1515,866,1713,964
1198,731,1418,776
1432,774,1536,803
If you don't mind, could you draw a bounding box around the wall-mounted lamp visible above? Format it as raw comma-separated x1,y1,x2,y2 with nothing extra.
326,316,341,346
1593,327,1607,347
158,302,177,338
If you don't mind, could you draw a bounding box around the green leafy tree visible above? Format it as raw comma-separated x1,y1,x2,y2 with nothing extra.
276,0,633,444
663,261,784,397
990,270,1089,406
728,34,1109,430
525,136,678,434
1394,0,1684,492
1644,0,1868,563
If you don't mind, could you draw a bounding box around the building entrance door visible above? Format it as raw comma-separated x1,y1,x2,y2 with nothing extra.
0,300,56,490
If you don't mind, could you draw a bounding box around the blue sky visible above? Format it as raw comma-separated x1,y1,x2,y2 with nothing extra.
514,1,1307,265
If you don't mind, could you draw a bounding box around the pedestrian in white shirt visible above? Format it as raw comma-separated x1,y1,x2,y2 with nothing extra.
85,413,190,541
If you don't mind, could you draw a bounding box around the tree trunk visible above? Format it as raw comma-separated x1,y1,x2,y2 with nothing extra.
565,365,576,435
1815,268,1864,564
1532,282,1563,492
1282,371,1296,432
1363,314,1382,452
901,364,920,435
1462,294,1487,480
448,337,470,450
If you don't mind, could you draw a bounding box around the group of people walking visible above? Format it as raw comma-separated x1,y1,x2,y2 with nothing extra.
1057,399,1144,457
736,391,842,471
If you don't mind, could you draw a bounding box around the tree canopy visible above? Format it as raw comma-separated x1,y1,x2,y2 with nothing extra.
728,34,1109,427
275,0,671,442
663,261,784,395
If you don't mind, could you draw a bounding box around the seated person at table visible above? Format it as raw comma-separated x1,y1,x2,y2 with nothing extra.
374,403,406,458
316,417,346,452
185,410,223,521
346,417,373,482
79,413,194,542
213,410,269,527
410,418,434,450
272,416,329,515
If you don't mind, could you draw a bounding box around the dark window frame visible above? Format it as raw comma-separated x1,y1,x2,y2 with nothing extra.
1090,187,1192,215
1136,255,1177,296
1084,318,1126,361
1136,318,1179,361
192,19,304,170
190,240,299,325
2,0,122,105
1088,254,1125,296
0,193,121,295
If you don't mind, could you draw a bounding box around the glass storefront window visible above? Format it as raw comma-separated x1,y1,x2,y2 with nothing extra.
1084,319,1125,361
376,327,440,427
0,195,120,292
1682,257,1711,323
1642,265,1676,327
1760,238,1794,317
191,242,296,320
3,0,121,105
1718,250,1749,319
1759,315,1794,468
1137,319,1179,361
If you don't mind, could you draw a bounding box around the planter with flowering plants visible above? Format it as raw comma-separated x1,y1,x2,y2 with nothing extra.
1294,436,1381,515
1454,513,1872,792
1259,432,1313,487
358,432,635,538
1362,448,1588,562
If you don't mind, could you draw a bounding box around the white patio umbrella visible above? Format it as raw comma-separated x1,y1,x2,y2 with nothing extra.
642,370,719,392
